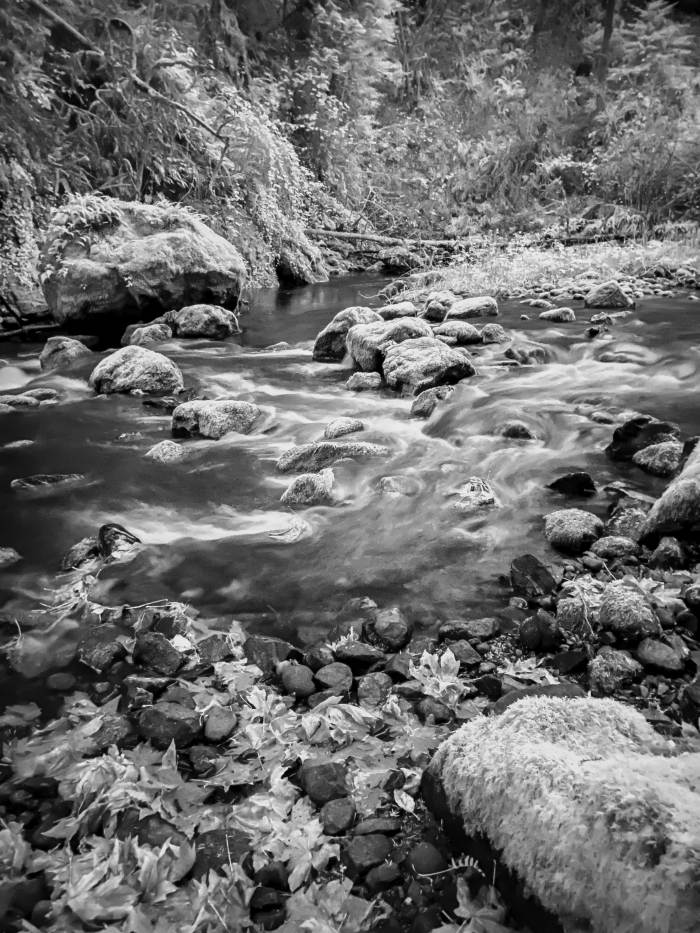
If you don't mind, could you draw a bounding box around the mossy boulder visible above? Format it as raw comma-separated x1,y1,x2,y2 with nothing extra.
641,442,700,543
89,346,184,395
425,696,700,933
40,196,246,331
312,307,382,362
382,337,475,395
346,317,432,372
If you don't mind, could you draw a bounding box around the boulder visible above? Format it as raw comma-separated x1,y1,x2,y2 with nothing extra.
382,337,475,394
606,416,680,461
376,300,417,319
538,307,575,322
584,280,634,309
346,317,432,372
444,296,498,319
313,307,382,361
433,321,482,344
128,322,173,347
426,696,700,933
588,647,642,694
280,468,334,506
640,441,700,543
171,399,260,439
544,508,604,554
632,441,683,477
173,304,240,339
89,346,184,395
39,336,92,371
410,384,454,418
598,580,661,643
40,197,245,330
276,440,390,473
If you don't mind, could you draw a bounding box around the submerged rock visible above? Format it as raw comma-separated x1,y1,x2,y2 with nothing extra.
383,337,475,394
145,440,186,463
276,440,390,473
606,415,680,461
410,385,454,418
39,336,92,371
313,307,382,362
0,547,22,568
280,468,335,506
90,346,184,395
11,473,85,493
547,472,596,496
499,420,536,439
510,554,556,600
324,417,364,439
444,296,498,319
173,304,240,339
544,508,603,554
450,476,497,511
61,536,100,570
480,322,508,344
171,399,260,439
40,197,245,330
584,280,634,309
425,696,700,933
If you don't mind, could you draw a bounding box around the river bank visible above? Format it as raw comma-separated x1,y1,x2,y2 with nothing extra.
1,265,700,932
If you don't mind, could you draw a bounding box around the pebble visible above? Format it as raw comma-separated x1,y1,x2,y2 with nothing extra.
133,632,184,676
314,662,354,693
417,697,452,723
204,706,238,742
636,638,684,674
280,662,316,698
344,833,392,877
408,842,448,875
374,607,412,650
46,672,76,691
357,672,393,706
365,862,402,894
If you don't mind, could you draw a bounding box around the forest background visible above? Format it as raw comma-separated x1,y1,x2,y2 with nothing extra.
1,0,699,298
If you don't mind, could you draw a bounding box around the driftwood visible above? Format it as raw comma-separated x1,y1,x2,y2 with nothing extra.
305,228,463,249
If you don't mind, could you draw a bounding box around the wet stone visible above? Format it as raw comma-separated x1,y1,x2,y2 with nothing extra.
650,536,685,569
303,642,335,672
315,662,354,693
357,672,393,707
439,617,498,642
510,554,556,600
280,662,316,698
133,632,183,676
354,817,401,836
334,641,386,672
373,607,412,650
417,697,452,723
547,471,596,496
192,828,251,879
203,706,238,742
324,417,364,439
79,627,127,672
344,834,393,878
588,647,642,694
300,760,349,804
408,842,448,875
46,672,76,691
365,862,402,894
591,536,640,561
636,638,684,674
320,797,356,835
136,702,202,748
244,635,298,675
197,634,233,664
447,640,482,667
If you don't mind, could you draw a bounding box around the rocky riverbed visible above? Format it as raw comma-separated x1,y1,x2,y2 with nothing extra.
0,267,699,933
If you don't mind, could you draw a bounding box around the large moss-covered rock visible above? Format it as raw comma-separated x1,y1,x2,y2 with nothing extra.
382,337,475,394
584,280,634,309
39,336,92,371
641,442,700,543
425,696,700,933
40,196,246,331
544,508,603,554
89,346,184,395
173,304,240,339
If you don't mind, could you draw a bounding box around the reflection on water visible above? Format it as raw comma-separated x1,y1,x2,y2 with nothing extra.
0,278,698,642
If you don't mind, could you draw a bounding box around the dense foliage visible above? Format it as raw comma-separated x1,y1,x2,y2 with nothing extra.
0,0,699,292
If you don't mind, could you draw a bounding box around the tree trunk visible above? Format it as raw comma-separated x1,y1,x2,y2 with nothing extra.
597,0,616,81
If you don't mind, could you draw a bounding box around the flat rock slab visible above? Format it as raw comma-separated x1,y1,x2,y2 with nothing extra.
426,696,700,933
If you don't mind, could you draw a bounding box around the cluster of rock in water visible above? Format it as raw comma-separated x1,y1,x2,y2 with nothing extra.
1,272,700,933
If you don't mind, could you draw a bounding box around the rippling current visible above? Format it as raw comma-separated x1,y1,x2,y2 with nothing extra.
1,276,698,655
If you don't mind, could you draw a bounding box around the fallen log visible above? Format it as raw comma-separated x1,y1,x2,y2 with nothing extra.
305,229,464,249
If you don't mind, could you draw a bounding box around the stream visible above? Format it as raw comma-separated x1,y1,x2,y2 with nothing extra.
0,275,698,702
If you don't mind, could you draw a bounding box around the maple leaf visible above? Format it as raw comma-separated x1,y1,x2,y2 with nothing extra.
409,649,465,708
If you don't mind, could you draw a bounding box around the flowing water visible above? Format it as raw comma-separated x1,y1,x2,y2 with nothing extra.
0,276,699,684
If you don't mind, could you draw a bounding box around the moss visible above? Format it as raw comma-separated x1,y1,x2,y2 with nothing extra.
428,696,700,933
